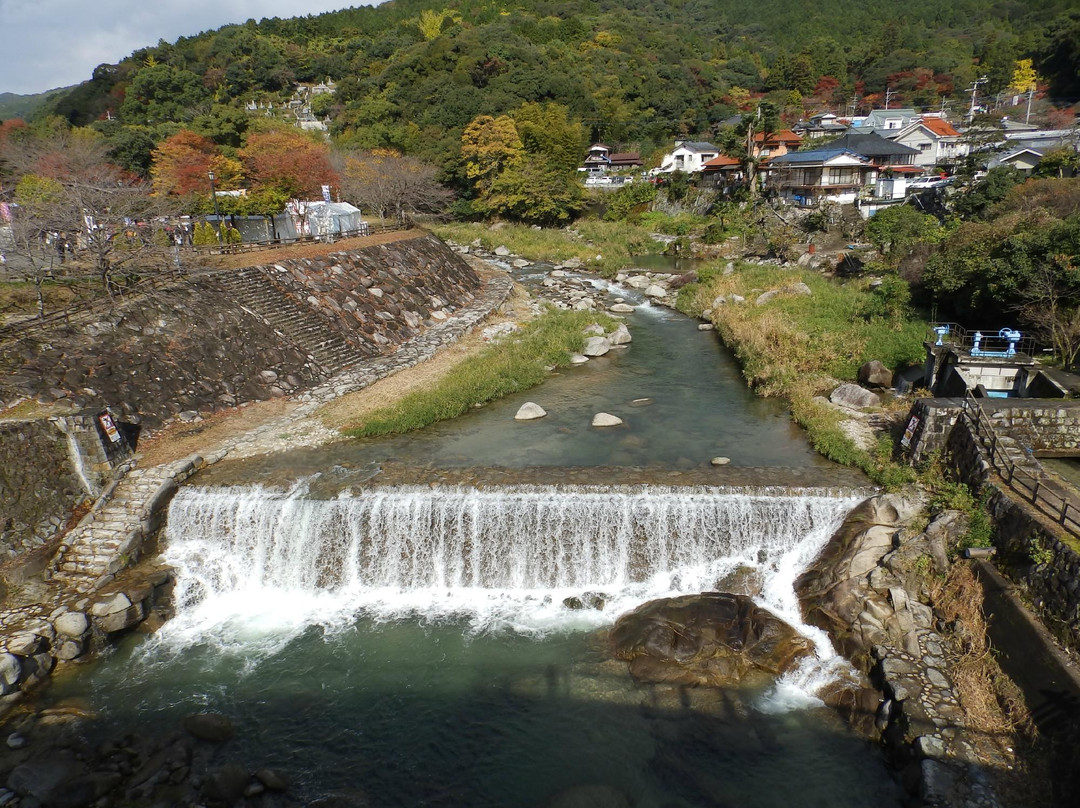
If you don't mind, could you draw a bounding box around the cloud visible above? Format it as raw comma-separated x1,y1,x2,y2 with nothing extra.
1,1,366,95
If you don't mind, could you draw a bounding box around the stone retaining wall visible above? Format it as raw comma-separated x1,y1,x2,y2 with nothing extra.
257,233,479,354
904,397,1080,465
0,421,85,562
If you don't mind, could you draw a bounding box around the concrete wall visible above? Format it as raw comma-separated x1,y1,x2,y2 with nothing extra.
901,397,964,464
904,397,1080,464
945,417,1080,649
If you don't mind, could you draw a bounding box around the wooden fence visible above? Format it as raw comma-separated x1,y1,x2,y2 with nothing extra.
959,391,1080,537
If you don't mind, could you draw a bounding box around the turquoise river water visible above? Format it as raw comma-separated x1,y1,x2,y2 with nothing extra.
46,263,902,807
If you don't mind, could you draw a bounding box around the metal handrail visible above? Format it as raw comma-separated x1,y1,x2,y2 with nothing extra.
958,391,1080,537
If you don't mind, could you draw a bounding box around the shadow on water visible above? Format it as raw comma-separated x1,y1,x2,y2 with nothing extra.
50,619,906,808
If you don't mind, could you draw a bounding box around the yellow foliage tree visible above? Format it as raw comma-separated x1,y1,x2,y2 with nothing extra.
1010,59,1039,94
416,9,461,41
461,115,523,194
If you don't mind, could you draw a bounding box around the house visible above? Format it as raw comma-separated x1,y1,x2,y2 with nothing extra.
700,155,745,188
581,144,644,175
888,118,968,170
859,108,919,133
827,131,921,167
989,147,1048,174
793,113,849,140
986,129,1079,174
766,149,877,206
655,141,719,173
751,130,802,159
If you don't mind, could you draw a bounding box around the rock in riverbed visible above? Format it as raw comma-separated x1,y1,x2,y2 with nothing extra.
515,402,547,420
611,592,813,687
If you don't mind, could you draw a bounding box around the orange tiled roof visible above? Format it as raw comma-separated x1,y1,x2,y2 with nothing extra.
702,154,742,169
753,129,802,144
920,118,961,137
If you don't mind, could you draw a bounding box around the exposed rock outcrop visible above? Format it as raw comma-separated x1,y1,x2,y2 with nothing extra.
612,592,813,687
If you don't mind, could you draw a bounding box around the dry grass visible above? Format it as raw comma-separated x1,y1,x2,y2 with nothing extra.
932,563,1034,739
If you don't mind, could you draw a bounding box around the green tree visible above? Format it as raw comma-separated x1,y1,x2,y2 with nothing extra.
512,102,586,172
460,114,523,195
951,166,1024,219
1033,148,1080,180
865,205,944,260
119,64,211,125
479,157,583,226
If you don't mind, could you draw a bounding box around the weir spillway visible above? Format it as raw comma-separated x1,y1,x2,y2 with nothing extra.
163,483,868,628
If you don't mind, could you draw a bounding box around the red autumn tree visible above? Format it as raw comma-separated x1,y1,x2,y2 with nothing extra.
150,129,243,197
239,130,338,199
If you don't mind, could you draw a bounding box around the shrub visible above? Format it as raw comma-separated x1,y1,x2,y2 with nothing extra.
193,221,219,246
602,181,658,222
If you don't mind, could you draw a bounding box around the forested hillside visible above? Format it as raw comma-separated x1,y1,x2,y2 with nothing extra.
31,0,1078,173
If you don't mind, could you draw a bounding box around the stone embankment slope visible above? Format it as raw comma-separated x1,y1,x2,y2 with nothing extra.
0,231,480,429
0,231,488,566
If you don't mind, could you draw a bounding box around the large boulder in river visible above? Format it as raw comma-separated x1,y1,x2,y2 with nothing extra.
857,360,893,389
582,336,612,357
795,493,928,660
611,592,813,687
829,383,881,410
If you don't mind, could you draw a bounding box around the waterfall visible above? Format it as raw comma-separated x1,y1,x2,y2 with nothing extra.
162,482,863,632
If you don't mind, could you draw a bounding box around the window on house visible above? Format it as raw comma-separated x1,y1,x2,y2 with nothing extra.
826,167,856,185
919,143,931,151
675,155,684,167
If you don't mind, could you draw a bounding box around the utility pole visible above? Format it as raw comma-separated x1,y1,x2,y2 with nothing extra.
1025,88,1034,125
208,170,223,245
939,96,948,116
967,76,988,125
884,86,895,110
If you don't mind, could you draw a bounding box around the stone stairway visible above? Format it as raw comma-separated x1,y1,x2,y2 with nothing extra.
50,457,199,593
217,268,367,373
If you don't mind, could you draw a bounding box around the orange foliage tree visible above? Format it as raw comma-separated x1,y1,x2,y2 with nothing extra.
150,129,243,197
239,131,338,199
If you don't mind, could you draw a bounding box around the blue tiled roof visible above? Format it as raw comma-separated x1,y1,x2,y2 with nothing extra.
770,149,864,165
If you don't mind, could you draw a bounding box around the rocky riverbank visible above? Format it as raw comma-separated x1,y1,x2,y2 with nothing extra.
798,492,1018,808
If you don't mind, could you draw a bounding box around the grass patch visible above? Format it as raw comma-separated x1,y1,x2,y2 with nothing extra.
0,277,99,319
344,308,616,437
678,263,928,488
432,221,662,276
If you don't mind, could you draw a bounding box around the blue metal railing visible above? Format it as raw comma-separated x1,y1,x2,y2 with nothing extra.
928,322,1037,358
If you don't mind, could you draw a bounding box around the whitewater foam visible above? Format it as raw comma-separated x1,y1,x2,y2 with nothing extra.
156,482,863,705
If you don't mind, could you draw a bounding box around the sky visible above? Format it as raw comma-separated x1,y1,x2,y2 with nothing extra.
0,0,368,96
